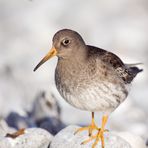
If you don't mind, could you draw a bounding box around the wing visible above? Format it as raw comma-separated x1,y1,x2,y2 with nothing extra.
87,45,142,83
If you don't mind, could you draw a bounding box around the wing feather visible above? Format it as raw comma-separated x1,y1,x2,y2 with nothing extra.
87,45,142,83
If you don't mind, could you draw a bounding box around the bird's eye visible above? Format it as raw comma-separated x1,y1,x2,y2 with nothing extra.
62,39,70,46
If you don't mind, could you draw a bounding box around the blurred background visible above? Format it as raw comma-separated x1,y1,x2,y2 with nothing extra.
0,0,148,144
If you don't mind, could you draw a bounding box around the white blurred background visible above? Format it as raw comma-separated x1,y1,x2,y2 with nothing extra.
0,0,148,143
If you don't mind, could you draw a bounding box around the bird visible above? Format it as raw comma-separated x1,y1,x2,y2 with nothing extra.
34,29,142,148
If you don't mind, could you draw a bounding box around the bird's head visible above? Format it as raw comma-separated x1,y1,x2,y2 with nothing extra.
34,29,85,71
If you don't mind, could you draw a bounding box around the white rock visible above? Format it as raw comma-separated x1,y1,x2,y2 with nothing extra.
0,128,53,148
50,125,132,148
116,132,146,148
0,137,12,148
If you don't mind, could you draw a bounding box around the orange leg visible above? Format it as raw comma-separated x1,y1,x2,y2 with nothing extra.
75,112,99,137
82,115,108,148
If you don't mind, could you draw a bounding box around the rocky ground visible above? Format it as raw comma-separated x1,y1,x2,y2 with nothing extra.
0,116,146,148
0,91,147,147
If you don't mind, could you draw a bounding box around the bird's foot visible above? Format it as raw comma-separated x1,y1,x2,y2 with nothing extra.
81,115,108,148
74,122,99,137
75,112,100,137
5,128,25,139
81,128,108,148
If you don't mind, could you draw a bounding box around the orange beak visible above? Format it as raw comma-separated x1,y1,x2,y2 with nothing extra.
33,47,57,71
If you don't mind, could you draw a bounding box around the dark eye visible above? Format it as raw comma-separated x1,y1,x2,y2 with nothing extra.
62,39,70,46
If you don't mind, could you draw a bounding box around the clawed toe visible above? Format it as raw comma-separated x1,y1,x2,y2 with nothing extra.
81,128,108,147
76,115,108,148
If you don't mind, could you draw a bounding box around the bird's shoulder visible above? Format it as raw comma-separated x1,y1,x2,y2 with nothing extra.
87,45,124,68
86,45,142,83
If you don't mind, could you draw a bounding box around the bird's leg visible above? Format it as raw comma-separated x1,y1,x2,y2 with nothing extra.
88,112,99,136
92,115,108,148
82,115,108,148
74,112,99,136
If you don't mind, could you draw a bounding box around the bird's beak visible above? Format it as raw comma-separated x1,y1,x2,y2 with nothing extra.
33,47,57,71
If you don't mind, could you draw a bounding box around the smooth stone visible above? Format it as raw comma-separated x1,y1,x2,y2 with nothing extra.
0,137,12,148
116,132,146,148
50,125,132,148
0,128,53,148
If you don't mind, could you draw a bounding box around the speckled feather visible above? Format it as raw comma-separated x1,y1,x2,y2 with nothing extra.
52,29,143,113
55,47,129,112
87,46,142,84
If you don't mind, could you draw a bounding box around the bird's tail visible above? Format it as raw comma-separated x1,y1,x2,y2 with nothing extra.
125,63,143,76
125,63,143,67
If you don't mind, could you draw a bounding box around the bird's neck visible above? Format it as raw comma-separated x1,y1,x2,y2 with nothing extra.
58,56,85,70
56,50,88,78
59,44,87,63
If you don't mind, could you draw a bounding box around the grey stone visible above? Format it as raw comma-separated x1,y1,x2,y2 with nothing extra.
38,117,65,135
0,128,53,148
50,125,132,148
30,91,61,121
29,91,65,135
6,112,36,129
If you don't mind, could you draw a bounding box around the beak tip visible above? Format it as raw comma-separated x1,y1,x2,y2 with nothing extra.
33,66,38,72
33,67,37,72
33,47,57,72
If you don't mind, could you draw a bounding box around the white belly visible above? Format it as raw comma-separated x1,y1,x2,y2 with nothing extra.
58,82,129,113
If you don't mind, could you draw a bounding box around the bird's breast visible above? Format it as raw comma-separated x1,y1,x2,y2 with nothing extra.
54,59,129,112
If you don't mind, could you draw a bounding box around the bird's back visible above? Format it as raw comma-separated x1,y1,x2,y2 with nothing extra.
87,45,143,84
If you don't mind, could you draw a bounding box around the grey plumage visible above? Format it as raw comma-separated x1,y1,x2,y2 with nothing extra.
34,28,143,113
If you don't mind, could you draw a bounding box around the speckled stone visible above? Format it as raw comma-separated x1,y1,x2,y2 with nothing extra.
0,128,53,148
50,125,132,148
